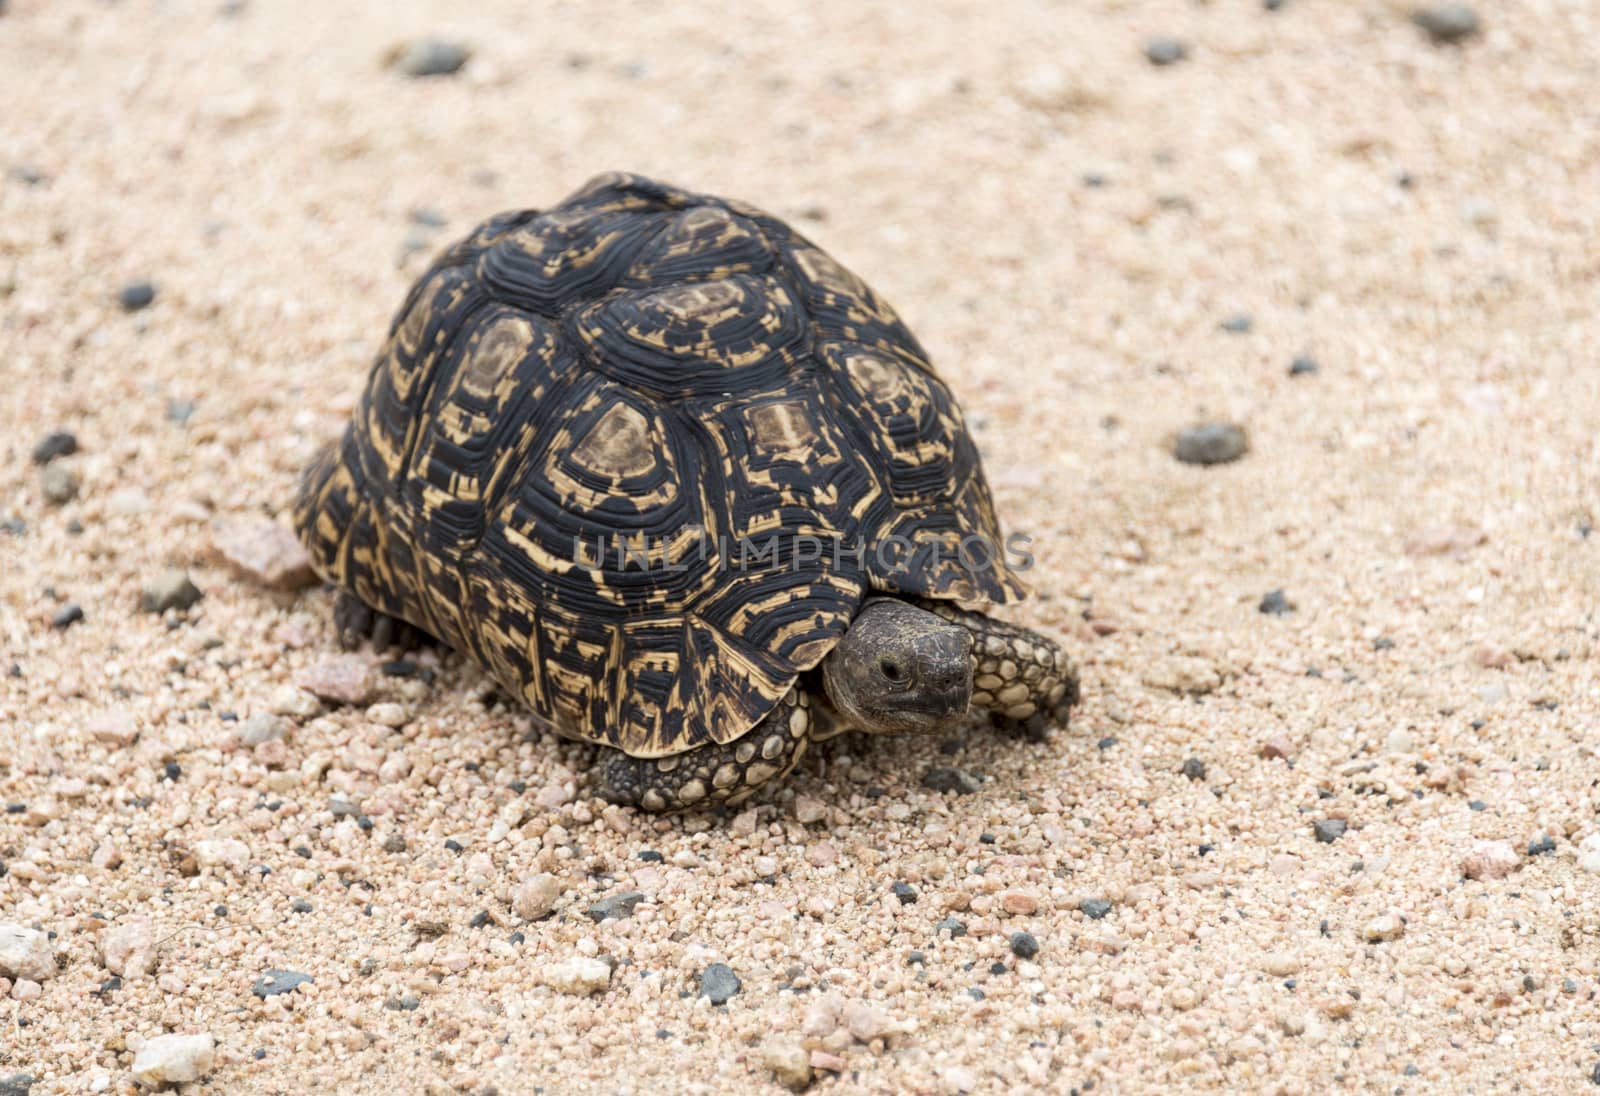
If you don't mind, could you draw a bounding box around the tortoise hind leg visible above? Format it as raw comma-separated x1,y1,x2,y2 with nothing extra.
916,600,1079,742
599,688,814,812
333,590,435,653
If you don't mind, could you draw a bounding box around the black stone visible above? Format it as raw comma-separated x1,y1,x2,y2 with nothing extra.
892,882,918,905
291,898,313,913
989,961,1008,975
1079,898,1113,920
51,603,84,629
922,766,981,795
1219,313,1252,334
251,969,313,998
31,431,77,464
1009,931,1039,959
1313,819,1348,843
1289,355,1319,376
1180,757,1207,782
118,281,156,311
0,1074,34,1096
164,762,182,781
588,890,645,922
1527,835,1556,856
967,987,986,1001
1096,736,1118,750
1468,800,1486,812
937,917,968,938
1259,588,1296,615
698,963,741,1005
1174,422,1248,466
443,839,464,853
1373,637,1395,650
637,849,664,862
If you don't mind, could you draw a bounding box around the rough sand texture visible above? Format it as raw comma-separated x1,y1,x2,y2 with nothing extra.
3,1,1599,1093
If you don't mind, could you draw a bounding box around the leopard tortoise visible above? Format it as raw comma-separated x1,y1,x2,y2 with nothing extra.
293,172,1078,811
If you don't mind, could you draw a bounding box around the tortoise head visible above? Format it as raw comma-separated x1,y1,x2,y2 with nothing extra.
822,598,972,734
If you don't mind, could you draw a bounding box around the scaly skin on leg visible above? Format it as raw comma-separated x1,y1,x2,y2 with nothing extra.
333,590,434,653
916,599,1079,740
599,688,815,812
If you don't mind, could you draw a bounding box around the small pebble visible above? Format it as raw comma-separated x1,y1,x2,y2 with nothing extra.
922,766,981,795
30,430,77,464
1259,588,1296,616
1288,355,1318,376
130,1034,214,1086
514,873,561,920
118,280,156,311
295,654,375,705
251,969,313,998
51,603,84,630
1174,422,1248,465
763,1039,812,1090
936,917,967,938
1079,898,1113,920
1259,736,1294,760
140,569,203,613
40,464,78,505
0,924,56,982
1180,757,1207,782
892,882,918,905
1009,931,1039,959
1219,313,1252,333
1461,839,1520,880
390,38,471,77
212,518,316,591
1411,3,1480,43
1144,36,1189,66
587,891,644,923
541,955,613,996
1526,835,1556,857
1313,819,1348,844
1363,913,1406,942
699,963,741,1005
166,398,197,425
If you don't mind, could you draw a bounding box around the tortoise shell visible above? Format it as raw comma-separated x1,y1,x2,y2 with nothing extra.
294,172,1024,757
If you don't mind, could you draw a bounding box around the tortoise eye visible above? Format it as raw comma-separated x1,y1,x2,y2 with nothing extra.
879,658,906,683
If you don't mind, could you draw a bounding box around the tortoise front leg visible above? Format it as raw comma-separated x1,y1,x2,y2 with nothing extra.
917,600,1079,740
598,688,815,812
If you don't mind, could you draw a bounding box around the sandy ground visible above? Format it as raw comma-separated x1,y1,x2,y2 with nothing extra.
3,0,1600,1092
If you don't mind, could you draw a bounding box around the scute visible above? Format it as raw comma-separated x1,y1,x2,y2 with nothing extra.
294,171,1022,758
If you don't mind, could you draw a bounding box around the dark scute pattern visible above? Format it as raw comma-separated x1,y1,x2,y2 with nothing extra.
294,171,1022,756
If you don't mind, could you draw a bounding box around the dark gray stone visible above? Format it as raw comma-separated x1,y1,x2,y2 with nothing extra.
698,962,740,1005
118,281,156,311
1009,931,1039,959
1080,898,1113,920
31,431,77,464
1145,37,1189,66
1289,354,1319,376
1259,588,1296,615
1314,819,1348,843
587,890,645,922
922,766,981,795
1174,422,1248,465
252,969,313,998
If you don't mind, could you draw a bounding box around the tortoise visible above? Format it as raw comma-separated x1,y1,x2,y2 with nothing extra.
293,172,1078,811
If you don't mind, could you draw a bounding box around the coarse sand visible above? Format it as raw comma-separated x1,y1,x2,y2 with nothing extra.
3,1,1599,1093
